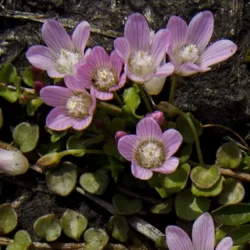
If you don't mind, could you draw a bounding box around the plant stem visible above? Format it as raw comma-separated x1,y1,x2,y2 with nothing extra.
169,75,177,104
113,92,123,106
219,168,250,182
97,101,122,116
139,86,153,112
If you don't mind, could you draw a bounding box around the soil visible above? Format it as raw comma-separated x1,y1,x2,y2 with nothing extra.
0,0,250,248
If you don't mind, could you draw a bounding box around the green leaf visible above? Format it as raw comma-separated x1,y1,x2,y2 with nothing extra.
226,225,250,245
26,97,43,116
89,110,110,134
108,215,129,243
109,118,125,135
49,130,67,143
216,142,242,169
190,165,220,189
212,204,250,226
218,178,245,205
122,85,142,118
103,139,121,159
22,66,34,87
161,163,190,193
0,203,18,234
148,173,170,198
0,87,19,103
150,200,172,214
79,170,109,195
155,235,168,250
13,122,39,153
84,228,109,250
112,194,143,215
46,162,78,196
178,144,192,164
33,214,62,242
175,189,210,221
0,63,17,83
176,113,203,143
60,209,88,241
6,230,32,250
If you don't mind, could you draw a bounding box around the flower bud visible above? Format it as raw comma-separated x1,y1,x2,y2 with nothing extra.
0,148,29,175
115,131,128,141
146,111,165,125
34,81,45,95
156,101,182,117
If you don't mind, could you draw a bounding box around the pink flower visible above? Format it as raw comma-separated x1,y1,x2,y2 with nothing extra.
145,111,165,125
77,46,126,100
117,117,182,180
166,213,233,250
26,19,90,78
40,75,96,131
166,11,237,76
114,13,174,95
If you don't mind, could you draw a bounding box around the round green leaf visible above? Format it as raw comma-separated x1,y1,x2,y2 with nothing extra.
0,203,17,234
150,201,172,214
33,214,62,242
191,176,224,197
84,228,109,250
108,215,129,243
112,194,143,215
178,144,192,164
6,230,32,250
46,162,78,196
216,142,242,169
161,163,190,193
13,122,39,153
218,178,245,205
175,189,210,221
60,209,88,241
212,204,250,226
79,170,109,195
190,165,220,189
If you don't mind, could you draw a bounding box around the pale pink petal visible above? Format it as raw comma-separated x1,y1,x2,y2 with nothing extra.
144,77,166,95
109,50,124,76
176,62,209,76
40,86,73,107
26,45,56,70
125,66,145,83
124,13,151,51
72,116,92,131
47,68,66,78
192,213,215,250
64,74,82,90
150,29,170,67
72,21,90,53
89,94,97,115
150,63,175,79
166,226,193,250
118,135,138,161
166,16,188,52
88,46,109,68
215,237,233,250
114,37,131,62
199,40,237,68
136,117,162,140
187,11,214,52
46,107,73,131
153,157,179,174
131,160,153,180
42,19,74,53
76,64,93,89
163,129,183,158
90,87,113,100
110,72,126,92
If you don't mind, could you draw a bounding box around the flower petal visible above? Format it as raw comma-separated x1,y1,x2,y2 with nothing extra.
187,11,214,52
72,21,90,53
199,40,237,68
215,237,233,250
150,29,170,67
76,64,93,89
71,116,92,131
110,72,127,92
26,45,56,70
163,129,183,158
144,77,166,95
109,50,124,76
166,16,188,53
114,37,131,62
42,19,74,53
118,135,138,161
90,87,113,100
166,226,193,250
88,46,109,68
176,62,209,76
150,63,175,78
40,86,73,107
124,13,151,51
131,160,153,180
153,157,179,174
136,117,162,140
46,107,73,131
125,66,145,83
47,68,66,78
192,213,215,250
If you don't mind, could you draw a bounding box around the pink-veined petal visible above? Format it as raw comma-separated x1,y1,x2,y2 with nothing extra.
187,11,214,52
72,21,90,53
144,77,166,95
150,63,175,79
109,50,124,76
76,64,93,89
136,117,162,140
88,46,109,68
110,72,127,92
131,160,153,180
166,226,193,250
199,40,237,68
47,68,66,78
125,66,145,83
64,74,90,91
215,237,233,250
114,37,131,63
176,62,209,76
71,116,93,131
90,87,113,100
192,213,215,250
42,19,74,53
163,129,183,158
118,135,138,161
124,13,151,51
153,157,179,174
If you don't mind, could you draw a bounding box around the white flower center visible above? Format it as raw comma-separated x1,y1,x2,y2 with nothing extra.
66,92,92,118
93,68,117,91
177,44,199,64
56,49,81,74
135,140,165,169
128,51,155,78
